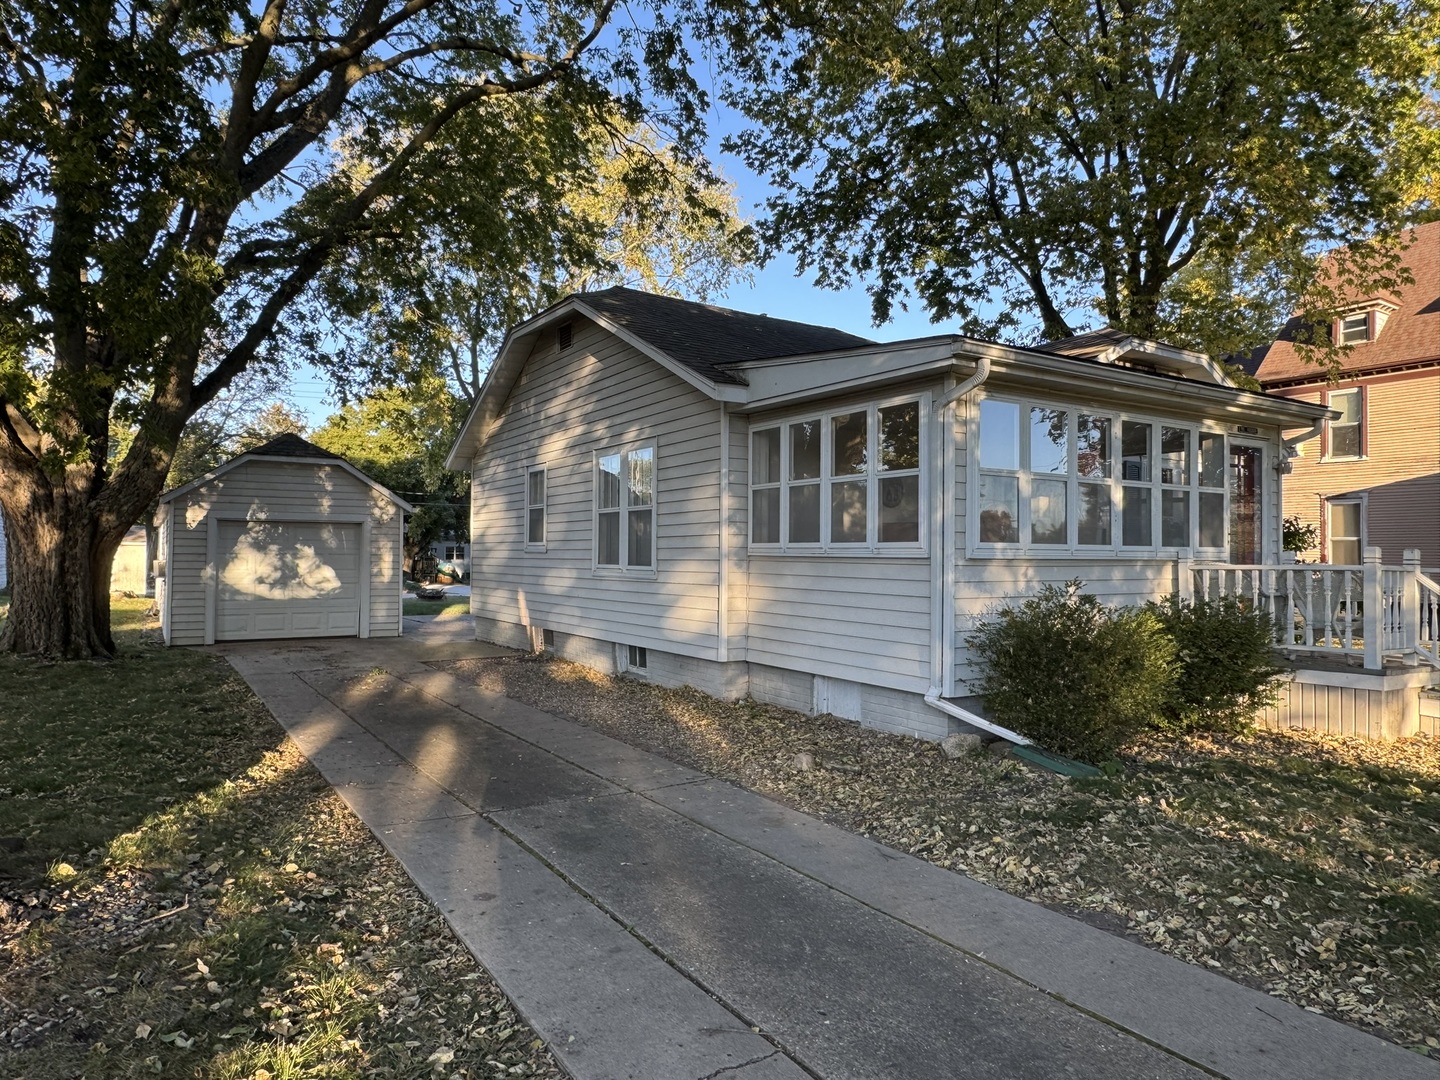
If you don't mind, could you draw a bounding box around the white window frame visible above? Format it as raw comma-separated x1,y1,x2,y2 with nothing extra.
1337,312,1371,345
746,392,930,555
525,465,547,551
441,543,467,562
1323,387,1364,462
967,392,1234,559
1325,496,1366,565
593,442,657,574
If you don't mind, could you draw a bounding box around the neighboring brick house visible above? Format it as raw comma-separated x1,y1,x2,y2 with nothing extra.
1249,221,1440,565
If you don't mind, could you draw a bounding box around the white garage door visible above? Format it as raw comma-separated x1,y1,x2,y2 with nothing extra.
216,521,362,641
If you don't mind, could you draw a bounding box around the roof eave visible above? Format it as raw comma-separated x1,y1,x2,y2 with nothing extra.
445,296,737,469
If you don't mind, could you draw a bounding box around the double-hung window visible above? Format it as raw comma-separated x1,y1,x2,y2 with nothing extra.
525,466,546,549
1325,388,1363,460
595,445,654,570
1327,499,1363,564
749,396,926,552
974,395,1232,556
1337,313,1370,345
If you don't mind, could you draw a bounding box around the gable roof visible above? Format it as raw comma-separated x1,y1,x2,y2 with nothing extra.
448,288,1334,468
240,432,345,460
158,432,413,511
572,287,874,384
1035,327,1228,383
1252,221,1440,386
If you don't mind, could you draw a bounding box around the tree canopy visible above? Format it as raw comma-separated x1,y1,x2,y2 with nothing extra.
703,0,1440,354
0,0,707,655
308,378,467,574
319,118,754,402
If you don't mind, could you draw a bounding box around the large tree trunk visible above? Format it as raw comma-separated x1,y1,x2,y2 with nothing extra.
0,468,154,658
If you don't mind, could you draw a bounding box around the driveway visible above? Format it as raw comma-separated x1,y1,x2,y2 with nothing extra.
218,625,1437,1080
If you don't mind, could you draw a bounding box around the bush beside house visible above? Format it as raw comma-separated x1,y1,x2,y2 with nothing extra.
969,582,1286,763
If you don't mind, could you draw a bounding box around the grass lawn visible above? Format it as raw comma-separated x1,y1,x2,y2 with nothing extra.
402,596,470,618
0,598,560,1079
444,654,1440,1058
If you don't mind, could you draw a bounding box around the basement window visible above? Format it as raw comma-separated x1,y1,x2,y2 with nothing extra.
627,644,647,670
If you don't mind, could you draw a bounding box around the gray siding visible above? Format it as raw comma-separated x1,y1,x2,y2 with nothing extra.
469,320,723,657
165,459,403,645
734,380,945,695
745,557,933,691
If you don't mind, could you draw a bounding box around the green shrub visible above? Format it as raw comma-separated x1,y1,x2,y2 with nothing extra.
1147,594,1284,734
967,581,1177,763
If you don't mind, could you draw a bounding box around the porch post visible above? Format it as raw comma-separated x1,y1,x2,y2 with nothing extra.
1176,548,1193,602
1403,548,1422,665
1363,546,1383,670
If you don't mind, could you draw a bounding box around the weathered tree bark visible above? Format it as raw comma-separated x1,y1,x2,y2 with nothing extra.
0,417,175,658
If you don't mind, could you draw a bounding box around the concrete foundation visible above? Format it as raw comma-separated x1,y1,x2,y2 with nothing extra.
477,619,951,740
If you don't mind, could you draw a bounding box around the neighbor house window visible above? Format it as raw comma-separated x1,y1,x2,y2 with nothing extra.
749,395,926,552
973,394,1233,556
442,544,467,561
596,445,654,570
526,466,546,549
1326,388,1363,459
1337,313,1370,345
1327,499,1363,564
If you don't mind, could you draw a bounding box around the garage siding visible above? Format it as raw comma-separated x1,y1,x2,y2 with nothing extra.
164,458,403,645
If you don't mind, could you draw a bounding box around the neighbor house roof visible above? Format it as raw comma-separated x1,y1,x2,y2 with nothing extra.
568,287,875,384
1251,221,1440,387
157,432,412,511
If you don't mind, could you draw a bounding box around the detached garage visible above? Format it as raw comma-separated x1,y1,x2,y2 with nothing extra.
154,433,412,645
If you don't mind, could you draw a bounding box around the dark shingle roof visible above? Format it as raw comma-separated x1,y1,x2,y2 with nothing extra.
572,287,876,383
240,433,343,461
1033,327,1134,358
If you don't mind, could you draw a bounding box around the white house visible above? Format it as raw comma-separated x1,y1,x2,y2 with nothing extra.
447,288,1333,740
155,433,412,645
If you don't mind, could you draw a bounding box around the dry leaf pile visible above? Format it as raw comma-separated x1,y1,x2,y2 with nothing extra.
446,654,1440,1057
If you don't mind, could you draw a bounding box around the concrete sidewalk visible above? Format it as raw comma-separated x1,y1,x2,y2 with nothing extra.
219,632,1438,1080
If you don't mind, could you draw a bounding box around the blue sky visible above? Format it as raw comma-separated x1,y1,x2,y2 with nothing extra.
286,60,958,427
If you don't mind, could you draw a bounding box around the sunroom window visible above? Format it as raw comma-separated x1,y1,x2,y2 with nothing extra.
974,395,1234,556
750,396,925,552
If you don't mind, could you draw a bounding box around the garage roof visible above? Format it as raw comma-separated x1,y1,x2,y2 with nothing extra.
158,433,414,512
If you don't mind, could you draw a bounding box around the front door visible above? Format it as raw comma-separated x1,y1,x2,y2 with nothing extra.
1229,444,1264,564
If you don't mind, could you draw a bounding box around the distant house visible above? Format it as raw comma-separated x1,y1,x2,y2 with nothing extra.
447,287,1328,740
1249,221,1440,564
111,524,149,594
428,539,470,579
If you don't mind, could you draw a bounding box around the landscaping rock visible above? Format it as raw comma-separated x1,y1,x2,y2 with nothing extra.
790,751,816,771
941,733,984,759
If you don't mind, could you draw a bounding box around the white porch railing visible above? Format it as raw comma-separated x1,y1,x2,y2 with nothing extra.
1182,547,1440,671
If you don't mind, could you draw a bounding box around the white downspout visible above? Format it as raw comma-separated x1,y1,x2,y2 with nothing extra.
924,353,1032,744
717,404,730,663
1282,419,1325,455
